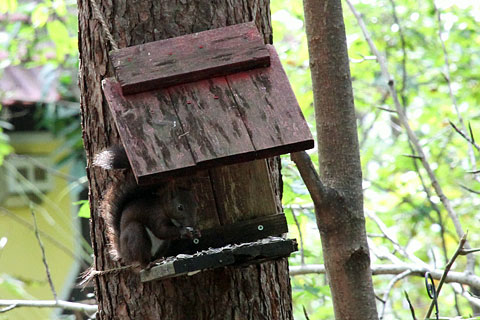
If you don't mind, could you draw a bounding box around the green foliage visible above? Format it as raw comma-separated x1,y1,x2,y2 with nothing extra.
274,0,480,318
1,0,479,317
0,0,83,167
0,108,13,165
74,200,90,219
0,0,77,66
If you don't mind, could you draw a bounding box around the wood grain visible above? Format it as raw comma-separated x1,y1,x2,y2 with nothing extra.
102,78,196,184
209,160,279,224
111,22,270,95
226,45,314,157
168,77,255,165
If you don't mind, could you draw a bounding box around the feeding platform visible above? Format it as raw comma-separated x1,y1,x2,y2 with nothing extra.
140,237,297,282
139,214,295,282
102,22,314,185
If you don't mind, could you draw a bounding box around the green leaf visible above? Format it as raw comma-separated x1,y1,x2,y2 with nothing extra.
46,20,71,59
74,200,91,218
31,4,50,27
0,0,17,13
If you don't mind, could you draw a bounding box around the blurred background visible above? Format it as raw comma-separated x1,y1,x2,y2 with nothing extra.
0,0,479,319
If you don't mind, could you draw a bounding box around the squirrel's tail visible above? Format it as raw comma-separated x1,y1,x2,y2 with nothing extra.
100,176,141,261
93,144,130,170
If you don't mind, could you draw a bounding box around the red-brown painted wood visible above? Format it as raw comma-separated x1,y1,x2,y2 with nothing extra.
104,44,313,185
168,77,256,165
226,45,314,157
110,22,270,95
102,78,196,184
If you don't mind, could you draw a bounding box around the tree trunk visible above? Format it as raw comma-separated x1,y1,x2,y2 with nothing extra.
78,1,293,319
302,0,379,319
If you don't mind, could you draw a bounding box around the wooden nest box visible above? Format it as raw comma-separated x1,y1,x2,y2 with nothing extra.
102,22,313,186
102,22,312,281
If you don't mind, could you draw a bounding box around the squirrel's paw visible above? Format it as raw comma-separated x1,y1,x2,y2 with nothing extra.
180,227,201,239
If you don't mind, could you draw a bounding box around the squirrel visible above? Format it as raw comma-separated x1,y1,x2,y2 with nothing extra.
93,145,201,268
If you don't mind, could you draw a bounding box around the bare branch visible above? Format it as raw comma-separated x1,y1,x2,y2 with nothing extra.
377,106,397,113
0,207,88,264
366,210,429,268
404,291,417,320
457,290,480,309
289,263,480,290
0,304,16,313
31,210,57,301
290,151,327,208
0,299,97,313
449,120,480,153
289,209,305,265
401,154,423,160
425,234,467,318
380,270,412,320
460,248,480,255
388,0,408,107
459,184,480,195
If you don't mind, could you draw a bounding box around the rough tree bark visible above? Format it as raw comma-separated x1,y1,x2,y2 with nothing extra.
78,1,293,319
291,0,379,319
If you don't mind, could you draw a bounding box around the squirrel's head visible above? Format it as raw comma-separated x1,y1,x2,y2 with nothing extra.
168,188,198,229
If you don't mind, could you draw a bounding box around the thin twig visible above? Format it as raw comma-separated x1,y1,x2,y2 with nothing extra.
449,120,480,153
425,234,468,319
290,208,305,265
31,210,57,301
407,141,449,262
302,305,310,320
380,270,412,319
404,291,417,320
388,0,408,107
377,106,397,113
0,304,16,313
460,248,480,255
0,207,84,262
459,184,480,195
366,210,429,268
433,1,477,168
401,154,423,159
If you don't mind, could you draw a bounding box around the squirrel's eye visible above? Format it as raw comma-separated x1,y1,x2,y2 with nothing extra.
177,204,184,211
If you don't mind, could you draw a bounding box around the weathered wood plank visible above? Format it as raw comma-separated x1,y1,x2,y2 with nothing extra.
166,213,288,256
174,170,220,230
141,238,297,282
209,160,279,224
111,22,270,95
168,78,256,166
226,45,314,157
102,78,196,184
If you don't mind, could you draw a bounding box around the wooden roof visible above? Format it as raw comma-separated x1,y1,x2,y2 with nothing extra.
102,22,313,185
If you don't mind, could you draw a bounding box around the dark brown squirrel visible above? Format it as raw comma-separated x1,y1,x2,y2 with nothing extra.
94,145,201,267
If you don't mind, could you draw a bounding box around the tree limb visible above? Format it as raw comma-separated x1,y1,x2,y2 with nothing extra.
289,263,480,290
290,151,327,208
0,299,97,313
